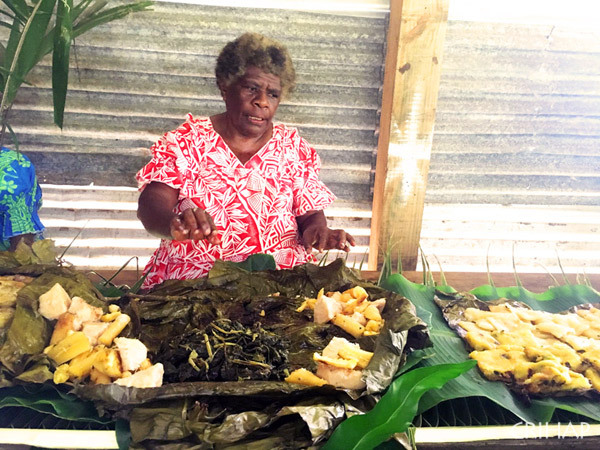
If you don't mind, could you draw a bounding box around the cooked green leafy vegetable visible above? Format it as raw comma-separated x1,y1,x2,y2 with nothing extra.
159,318,289,382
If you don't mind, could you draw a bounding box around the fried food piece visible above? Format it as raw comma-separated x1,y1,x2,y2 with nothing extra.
285,368,327,387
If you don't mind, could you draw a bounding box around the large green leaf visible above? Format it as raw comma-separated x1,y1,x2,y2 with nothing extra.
0,384,112,424
322,361,476,450
380,273,600,424
71,1,152,36
1,0,30,25
52,0,73,129
1,0,56,110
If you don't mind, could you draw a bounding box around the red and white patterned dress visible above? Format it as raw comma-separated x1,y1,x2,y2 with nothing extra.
136,115,336,289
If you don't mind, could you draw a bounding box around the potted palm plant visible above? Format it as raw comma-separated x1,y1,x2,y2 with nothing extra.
0,0,153,147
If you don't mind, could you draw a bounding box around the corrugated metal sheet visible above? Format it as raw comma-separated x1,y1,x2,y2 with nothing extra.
421,20,600,274
5,1,386,269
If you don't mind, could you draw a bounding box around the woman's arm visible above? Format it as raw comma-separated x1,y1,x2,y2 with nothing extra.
137,182,220,244
9,234,36,251
296,210,355,252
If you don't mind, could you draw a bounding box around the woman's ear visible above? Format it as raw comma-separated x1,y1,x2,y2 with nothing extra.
217,81,227,100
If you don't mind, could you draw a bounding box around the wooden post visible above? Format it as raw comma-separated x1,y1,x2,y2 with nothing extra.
368,0,449,271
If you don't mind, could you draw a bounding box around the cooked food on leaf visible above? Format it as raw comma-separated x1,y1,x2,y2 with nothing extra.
298,286,385,337
438,295,600,397
286,337,374,390
38,283,163,388
157,318,289,382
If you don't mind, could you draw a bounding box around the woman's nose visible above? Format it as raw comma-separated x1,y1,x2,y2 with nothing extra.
254,90,268,107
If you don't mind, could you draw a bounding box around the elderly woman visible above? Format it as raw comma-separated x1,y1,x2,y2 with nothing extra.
137,32,355,289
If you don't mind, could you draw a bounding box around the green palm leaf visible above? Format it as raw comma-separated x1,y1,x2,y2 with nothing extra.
380,273,600,424
1,0,30,25
0,0,56,113
52,0,73,129
72,0,152,36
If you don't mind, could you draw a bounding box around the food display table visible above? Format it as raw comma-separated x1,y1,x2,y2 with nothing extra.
2,264,599,449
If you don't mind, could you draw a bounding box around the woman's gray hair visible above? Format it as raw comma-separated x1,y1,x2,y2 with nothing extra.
215,32,296,98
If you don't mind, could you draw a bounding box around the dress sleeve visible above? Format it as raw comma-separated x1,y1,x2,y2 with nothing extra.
136,121,190,192
291,135,336,217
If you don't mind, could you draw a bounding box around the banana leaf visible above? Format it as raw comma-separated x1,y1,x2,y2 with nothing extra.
72,258,429,447
380,273,600,424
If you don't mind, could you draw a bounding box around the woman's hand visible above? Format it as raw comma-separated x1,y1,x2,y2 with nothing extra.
296,210,356,253
171,207,221,245
138,182,220,244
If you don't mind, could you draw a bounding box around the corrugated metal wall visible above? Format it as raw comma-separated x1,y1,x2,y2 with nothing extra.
6,2,599,275
421,21,600,274
6,1,386,269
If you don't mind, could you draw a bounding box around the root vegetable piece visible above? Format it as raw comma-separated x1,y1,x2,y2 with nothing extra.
90,367,111,384
114,337,148,372
285,368,327,387
350,311,367,326
68,296,103,323
322,337,350,359
365,319,383,334
53,364,70,384
114,363,164,388
321,337,373,369
364,304,382,322
81,321,110,346
337,345,373,369
314,352,358,370
68,347,101,379
313,295,343,324
50,312,81,345
345,286,368,302
332,314,365,338
371,298,386,313
46,331,91,365
98,313,131,346
93,347,122,379
38,283,71,320
316,362,366,390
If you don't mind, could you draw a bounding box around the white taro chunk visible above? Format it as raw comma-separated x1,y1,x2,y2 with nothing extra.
114,363,164,388
81,321,110,346
313,294,343,324
38,283,71,320
68,296,103,323
316,362,366,390
114,337,148,372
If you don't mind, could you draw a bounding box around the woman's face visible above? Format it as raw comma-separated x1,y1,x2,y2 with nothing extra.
220,66,282,139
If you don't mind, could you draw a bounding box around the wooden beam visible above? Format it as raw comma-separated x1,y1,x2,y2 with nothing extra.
369,0,449,271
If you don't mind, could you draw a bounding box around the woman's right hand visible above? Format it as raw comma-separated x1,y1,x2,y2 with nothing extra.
138,182,221,244
170,207,221,245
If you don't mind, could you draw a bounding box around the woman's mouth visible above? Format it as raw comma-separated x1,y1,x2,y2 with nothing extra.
247,115,265,122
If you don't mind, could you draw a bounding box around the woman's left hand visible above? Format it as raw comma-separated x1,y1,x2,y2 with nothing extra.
302,225,356,252
297,210,356,253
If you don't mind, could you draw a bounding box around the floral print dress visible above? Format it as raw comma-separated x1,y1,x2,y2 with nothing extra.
136,115,336,289
0,148,44,250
